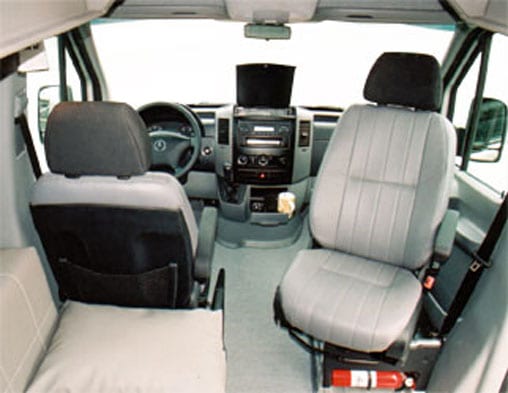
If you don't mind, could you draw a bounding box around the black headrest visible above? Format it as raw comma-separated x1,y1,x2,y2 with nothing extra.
364,52,442,111
46,102,151,177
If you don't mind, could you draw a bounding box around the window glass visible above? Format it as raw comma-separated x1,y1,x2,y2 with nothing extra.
452,56,481,167
452,57,481,131
466,34,508,193
91,20,453,109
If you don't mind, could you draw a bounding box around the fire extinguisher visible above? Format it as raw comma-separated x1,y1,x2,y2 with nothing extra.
331,369,416,390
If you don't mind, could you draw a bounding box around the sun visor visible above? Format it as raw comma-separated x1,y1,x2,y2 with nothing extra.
236,63,295,109
0,0,115,59
447,0,508,35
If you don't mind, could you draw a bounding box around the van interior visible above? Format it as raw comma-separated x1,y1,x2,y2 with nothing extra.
1,1,507,393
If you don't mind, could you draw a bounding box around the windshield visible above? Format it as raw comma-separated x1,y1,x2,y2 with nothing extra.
91,20,453,109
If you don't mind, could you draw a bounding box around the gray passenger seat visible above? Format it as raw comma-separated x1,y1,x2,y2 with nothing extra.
276,52,456,353
0,247,226,392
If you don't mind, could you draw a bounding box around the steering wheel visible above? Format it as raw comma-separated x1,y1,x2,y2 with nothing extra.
138,103,202,179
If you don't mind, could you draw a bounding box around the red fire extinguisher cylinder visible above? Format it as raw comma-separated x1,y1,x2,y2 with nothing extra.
331,369,415,390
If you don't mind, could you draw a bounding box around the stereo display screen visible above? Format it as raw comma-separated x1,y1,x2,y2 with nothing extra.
236,63,295,108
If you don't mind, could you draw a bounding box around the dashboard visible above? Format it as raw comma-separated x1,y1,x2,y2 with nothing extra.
138,102,340,220
139,102,340,178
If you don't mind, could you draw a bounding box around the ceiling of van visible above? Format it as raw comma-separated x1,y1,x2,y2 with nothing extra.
109,0,455,24
1,0,507,61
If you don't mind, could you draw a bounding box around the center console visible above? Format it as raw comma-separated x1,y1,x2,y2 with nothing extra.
215,104,313,228
213,63,313,247
233,107,295,185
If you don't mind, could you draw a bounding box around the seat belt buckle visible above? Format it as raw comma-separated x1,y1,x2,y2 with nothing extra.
423,261,440,291
423,275,436,290
469,260,482,272
470,251,491,271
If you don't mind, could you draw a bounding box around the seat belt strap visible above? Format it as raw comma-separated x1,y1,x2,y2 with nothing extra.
441,195,507,334
15,114,42,179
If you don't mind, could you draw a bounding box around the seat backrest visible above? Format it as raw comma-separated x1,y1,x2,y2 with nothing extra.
310,53,456,270
0,247,58,393
31,102,198,308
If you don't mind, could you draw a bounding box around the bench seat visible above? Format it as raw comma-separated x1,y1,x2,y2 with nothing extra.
0,247,226,393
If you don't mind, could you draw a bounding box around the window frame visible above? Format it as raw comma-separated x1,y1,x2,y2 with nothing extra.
443,28,495,172
58,25,104,102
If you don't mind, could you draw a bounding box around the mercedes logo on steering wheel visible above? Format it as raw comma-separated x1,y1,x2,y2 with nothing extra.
153,139,167,152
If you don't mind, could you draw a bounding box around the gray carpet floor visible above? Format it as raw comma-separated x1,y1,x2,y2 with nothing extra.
211,225,313,393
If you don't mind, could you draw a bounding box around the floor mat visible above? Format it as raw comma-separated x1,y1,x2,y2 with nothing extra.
211,225,313,393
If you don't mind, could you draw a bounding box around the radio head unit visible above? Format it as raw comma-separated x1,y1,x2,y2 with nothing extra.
233,116,295,184
236,119,292,148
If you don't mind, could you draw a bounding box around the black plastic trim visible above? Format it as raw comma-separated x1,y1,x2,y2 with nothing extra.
438,0,461,22
70,26,102,101
0,53,19,81
62,34,88,100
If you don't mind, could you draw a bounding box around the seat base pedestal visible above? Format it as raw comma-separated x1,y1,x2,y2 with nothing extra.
320,339,441,390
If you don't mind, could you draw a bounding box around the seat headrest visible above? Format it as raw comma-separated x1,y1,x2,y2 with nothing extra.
363,52,442,111
46,102,151,177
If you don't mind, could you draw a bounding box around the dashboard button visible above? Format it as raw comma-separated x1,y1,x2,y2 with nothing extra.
202,146,212,156
237,155,249,166
257,155,269,167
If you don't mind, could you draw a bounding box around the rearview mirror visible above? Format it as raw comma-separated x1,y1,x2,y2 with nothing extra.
244,23,291,40
470,98,507,163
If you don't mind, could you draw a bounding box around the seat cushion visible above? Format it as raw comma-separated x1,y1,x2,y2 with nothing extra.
279,249,422,352
27,301,226,393
0,247,58,393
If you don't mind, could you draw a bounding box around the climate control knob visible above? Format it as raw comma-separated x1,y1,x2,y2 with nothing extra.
237,154,249,166
257,155,269,167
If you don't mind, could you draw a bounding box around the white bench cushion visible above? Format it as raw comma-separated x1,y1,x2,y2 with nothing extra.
27,301,226,393
0,247,57,393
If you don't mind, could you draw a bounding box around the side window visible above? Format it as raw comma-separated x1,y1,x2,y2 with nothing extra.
451,56,481,168
450,33,508,194
26,38,82,144
466,34,508,193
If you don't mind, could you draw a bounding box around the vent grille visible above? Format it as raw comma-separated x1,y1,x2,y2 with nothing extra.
218,118,230,145
313,114,339,123
298,120,311,147
198,111,215,120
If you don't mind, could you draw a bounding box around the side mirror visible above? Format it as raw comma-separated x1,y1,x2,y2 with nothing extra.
38,85,73,142
470,98,507,163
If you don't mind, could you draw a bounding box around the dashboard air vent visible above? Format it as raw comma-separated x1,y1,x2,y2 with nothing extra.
298,120,311,147
218,118,230,145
